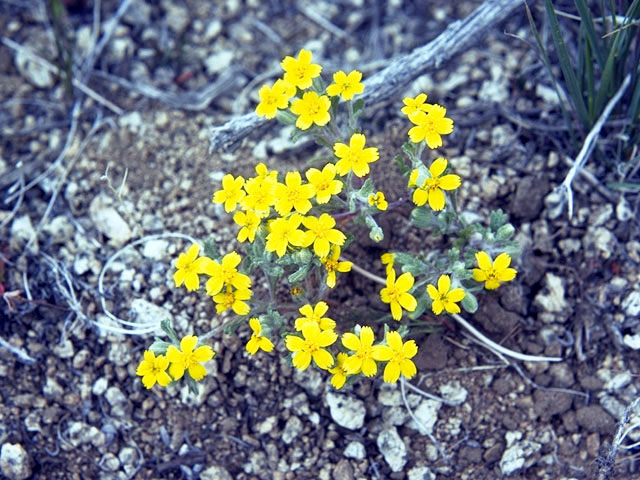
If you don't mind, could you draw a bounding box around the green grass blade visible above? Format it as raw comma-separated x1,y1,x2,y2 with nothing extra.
594,0,640,117
524,1,576,145
544,0,591,129
574,0,606,68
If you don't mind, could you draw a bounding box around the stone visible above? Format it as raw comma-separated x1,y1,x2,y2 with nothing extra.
332,458,354,480
293,367,324,397
10,215,36,251
163,2,190,34
624,333,640,350
281,416,303,445
43,216,74,244
92,377,108,396
119,446,138,476
129,299,170,330
604,371,632,391
407,466,436,480
99,453,120,471
105,386,129,417
200,465,233,480
343,441,365,460
0,443,31,480
142,239,169,260
108,341,133,367
622,291,640,317
376,426,407,473
15,50,55,88
53,339,74,359
88,195,132,246
499,432,541,476
326,392,366,430
204,50,234,76
406,399,441,434
439,380,468,406
534,273,571,320
576,406,615,434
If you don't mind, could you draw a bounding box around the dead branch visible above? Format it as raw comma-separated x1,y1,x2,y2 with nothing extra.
209,0,536,152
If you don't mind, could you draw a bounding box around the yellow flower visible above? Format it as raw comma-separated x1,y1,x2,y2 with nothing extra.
241,176,276,217
136,351,172,389
408,104,454,149
265,213,306,257
212,174,246,212
401,93,430,117
473,252,517,290
166,335,215,381
381,253,395,276
321,246,352,288
285,322,337,370
233,210,261,243
408,168,420,188
255,79,296,119
376,331,418,383
380,269,417,321
326,70,364,101
295,301,336,331
204,251,251,296
274,171,314,216
173,243,212,291
368,191,388,211
281,49,322,90
426,274,466,315
300,213,346,258
333,133,379,177
305,163,343,204
411,158,461,211
329,353,351,389
254,162,278,182
342,326,389,377
212,286,252,315
246,317,274,354
290,91,331,130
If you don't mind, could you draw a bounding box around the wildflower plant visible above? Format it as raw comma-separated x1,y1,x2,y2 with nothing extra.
136,49,523,394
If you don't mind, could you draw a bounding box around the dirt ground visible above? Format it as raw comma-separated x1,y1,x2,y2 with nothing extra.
1,0,640,479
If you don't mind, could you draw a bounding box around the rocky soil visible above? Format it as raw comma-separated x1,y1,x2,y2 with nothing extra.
1,1,640,479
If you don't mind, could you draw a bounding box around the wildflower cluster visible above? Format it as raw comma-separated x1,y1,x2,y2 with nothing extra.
136,49,521,393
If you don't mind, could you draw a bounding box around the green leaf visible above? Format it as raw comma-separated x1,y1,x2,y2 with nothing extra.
409,294,428,320
203,237,219,260
160,319,179,344
410,207,437,229
288,263,311,284
489,209,508,232
461,291,478,314
275,109,297,126
149,341,171,355
496,223,515,241
607,182,640,192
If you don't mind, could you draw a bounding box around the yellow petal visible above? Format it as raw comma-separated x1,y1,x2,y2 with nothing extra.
428,188,445,211
437,274,451,294
432,299,444,315
400,359,417,379
396,272,415,291
439,174,461,190
361,358,378,377
448,288,466,302
249,317,262,334
193,345,214,362
180,335,198,354
386,331,403,350
494,252,512,271
292,351,311,370
475,251,493,271
312,349,334,369
342,332,360,351
188,363,207,381
497,268,517,282
285,335,305,352
383,362,400,383
360,326,375,347
246,337,259,354
426,284,439,301
429,158,447,177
